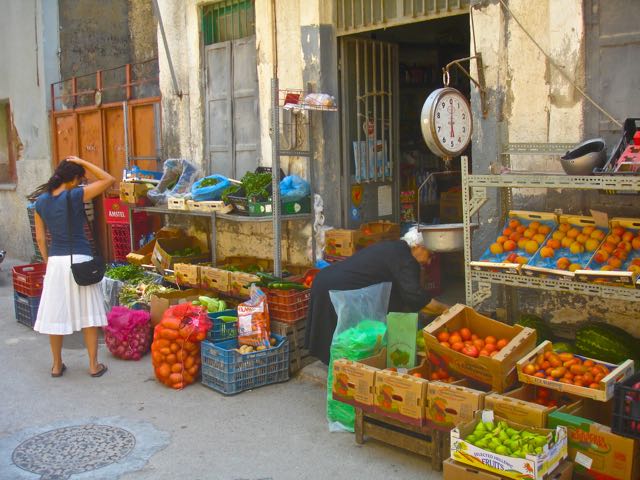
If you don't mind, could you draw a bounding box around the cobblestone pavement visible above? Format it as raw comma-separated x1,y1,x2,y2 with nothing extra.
0,258,442,480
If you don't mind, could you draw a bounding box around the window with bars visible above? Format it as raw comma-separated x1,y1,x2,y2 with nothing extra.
202,0,255,45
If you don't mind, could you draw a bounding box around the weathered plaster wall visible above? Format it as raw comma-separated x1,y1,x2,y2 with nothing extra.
58,0,132,77
0,0,57,260
129,0,158,64
471,0,640,336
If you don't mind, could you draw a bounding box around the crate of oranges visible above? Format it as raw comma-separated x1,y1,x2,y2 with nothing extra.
522,215,608,280
516,340,634,402
470,211,557,275
575,217,640,287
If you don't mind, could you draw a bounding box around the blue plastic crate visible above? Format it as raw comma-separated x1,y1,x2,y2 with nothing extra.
201,334,289,395
207,309,238,343
14,292,40,328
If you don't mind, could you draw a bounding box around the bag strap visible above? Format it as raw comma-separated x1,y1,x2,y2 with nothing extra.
65,192,74,264
66,188,101,258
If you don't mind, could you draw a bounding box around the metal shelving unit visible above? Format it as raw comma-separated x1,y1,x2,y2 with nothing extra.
461,147,640,311
127,205,311,266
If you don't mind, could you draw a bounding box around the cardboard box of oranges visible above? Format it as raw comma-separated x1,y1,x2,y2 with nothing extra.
470,211,557,275
575,217,640,287
516,340,634,402
522,215,608,280
423,304,537,392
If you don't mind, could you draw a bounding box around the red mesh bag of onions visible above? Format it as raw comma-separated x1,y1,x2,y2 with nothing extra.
104,306,152,360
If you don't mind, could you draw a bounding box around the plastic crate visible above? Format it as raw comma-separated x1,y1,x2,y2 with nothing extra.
613,371,640,439
110,224,131,262
12,263,46,297
264,288,310,324
207,309,238,343
14,292,40,328
200,334,289,395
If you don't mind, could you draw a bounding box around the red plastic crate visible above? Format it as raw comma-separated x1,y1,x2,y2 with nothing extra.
110,224,131,261
12,263,46,297
265,288,310,324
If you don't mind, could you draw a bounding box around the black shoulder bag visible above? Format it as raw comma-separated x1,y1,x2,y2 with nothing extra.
66,192,106,286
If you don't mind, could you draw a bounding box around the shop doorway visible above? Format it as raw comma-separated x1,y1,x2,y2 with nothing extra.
338,14,470,301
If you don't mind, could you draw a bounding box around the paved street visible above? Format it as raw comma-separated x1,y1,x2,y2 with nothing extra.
0,257,441,480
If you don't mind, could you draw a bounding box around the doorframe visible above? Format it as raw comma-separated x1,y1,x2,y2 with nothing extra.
338,35,400,227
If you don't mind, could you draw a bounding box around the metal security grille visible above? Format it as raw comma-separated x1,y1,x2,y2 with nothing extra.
336,0,470,35
202,0,255,45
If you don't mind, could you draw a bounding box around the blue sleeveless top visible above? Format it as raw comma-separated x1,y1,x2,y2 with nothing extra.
35,188,92,257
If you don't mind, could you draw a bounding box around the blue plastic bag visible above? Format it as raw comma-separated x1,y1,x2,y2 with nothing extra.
148,158,199,205
191,174,231,201
280,175,310,201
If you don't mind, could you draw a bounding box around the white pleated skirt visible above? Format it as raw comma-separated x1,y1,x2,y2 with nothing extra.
34,255,107,335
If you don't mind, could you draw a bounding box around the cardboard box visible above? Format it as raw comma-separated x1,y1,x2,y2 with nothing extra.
126,228,181,265
119,181,151,204
516,340,634,402
149,289,210,327
451,411,568,480
575,217,640,288
200,266,231,293
427,380,486,431
522,215,608,280
443,458,573,480
325,229,360,257
374,368,429,425
485,385,582,428
440,190,463,223
174,263,203,288
151,237,209,273
548,399,640,480
357,221,401,249
423,304,537,392
332,348,386,409
472,211,558,275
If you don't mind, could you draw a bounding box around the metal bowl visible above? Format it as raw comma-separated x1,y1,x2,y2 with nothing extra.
419,223,478,252
560,138,606,175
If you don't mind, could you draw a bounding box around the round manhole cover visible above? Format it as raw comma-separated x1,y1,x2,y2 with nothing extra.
12,424,136,480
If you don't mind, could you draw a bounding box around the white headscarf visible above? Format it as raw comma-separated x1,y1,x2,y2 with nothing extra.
402,226,424,248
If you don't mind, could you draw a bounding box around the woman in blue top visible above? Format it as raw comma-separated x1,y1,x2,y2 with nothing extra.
32,156,115,377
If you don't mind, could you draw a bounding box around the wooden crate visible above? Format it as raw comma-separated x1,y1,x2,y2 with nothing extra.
271,319,313,375
168,197,188,210
354,408,449,472
187,200,234,214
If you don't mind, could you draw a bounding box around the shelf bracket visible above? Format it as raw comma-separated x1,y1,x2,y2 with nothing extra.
472,282,492,307
468,187,487,217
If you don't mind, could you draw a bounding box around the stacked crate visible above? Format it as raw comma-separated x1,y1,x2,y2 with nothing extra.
12,264,46,328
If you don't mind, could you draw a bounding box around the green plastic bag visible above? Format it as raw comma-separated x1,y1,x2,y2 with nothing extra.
326,283,391,432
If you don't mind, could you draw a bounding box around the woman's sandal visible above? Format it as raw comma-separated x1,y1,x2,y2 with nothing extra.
51,364,66,378
90,364,108,378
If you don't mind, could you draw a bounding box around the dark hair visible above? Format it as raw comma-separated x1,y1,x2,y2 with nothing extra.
29,160,86,200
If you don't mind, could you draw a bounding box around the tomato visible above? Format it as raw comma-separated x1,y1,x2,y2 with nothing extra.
540,361,551,370
563,358,579,368
437,331,450,343
473,339,485,350
583,372,594,384
460,328,472,341
462,345,479,358
412,373,423,378
471,334,479,341
449,334,462,345
537,388,550,398
484,343,497,354
430,373,440,380
479,350,490,357
485,336,497,345
534,371,546,378
496,338,509,350
535,353,546,367
583,359,595,368
549,356,563,368
451,342,464,352
550,367,566,379
589,383,599,389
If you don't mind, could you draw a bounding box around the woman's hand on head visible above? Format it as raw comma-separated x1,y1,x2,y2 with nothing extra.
66,156,85,165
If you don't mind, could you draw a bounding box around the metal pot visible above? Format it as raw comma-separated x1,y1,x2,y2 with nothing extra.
419,223,477,252
560,138,606,175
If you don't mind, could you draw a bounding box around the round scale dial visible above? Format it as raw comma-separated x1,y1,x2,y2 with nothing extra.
420,87,472,158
